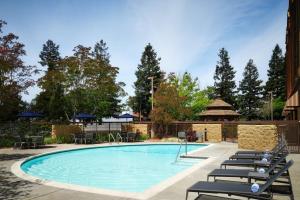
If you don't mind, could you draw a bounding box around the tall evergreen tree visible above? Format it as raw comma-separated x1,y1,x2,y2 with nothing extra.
131,43,164,118
35,40,65,121
238,59,263,120
265,44,285,99
213,48,237,107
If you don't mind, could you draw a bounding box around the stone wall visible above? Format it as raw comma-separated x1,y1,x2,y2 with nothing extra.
192,124,222,142
51,124,82,139
238,125,277,151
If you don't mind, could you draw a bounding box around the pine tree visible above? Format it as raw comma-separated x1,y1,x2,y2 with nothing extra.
131,43,164,118
265,44,285,99
238,59,263,120
35,40,65,121
213,48,237,107
92,40,110,64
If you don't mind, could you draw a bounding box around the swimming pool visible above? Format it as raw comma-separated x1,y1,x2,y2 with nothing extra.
19,144,208,195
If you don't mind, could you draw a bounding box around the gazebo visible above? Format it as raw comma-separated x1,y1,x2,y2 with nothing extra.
199,99,240,121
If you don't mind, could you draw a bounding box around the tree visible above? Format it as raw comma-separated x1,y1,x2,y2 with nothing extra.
62,41,125,120
238,59,263,120
265,44,285,100
150,82,190,137
168,72,213,120
35,40,66,121
0,20,37,121
131,43,164,119
213,48,237,107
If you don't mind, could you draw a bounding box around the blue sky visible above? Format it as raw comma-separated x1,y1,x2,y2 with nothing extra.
0,0,288,103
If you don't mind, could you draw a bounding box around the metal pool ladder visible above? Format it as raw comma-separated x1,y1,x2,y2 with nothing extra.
175,131,188,162
109,132,123,143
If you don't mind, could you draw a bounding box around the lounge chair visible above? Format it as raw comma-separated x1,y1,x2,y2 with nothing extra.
185,160,294,200
234,139,286,155
207,152,288,182
229,143,287,160
221,144,287,169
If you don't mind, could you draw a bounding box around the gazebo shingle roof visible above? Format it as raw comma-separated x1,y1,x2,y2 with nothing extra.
199,109,240,116
199,98,240,117
206,99,233,108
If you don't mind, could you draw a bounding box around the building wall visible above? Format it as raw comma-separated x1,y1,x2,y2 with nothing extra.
285,0,300,119
238,125,277,151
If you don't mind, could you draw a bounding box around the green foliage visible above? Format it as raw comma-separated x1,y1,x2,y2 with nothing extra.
150,82,191,137
55,135,73,144
62,42,125,120
259,98,285,120
265,44,286,100
213,48,237,107
273,98,285,120
44,136,56,144
136,134,149,141
130,43,164,118
33,40,125,121
0,20,37,121
0,137,14,147
34,40,66,122
238,59,263,120
168,72,213,119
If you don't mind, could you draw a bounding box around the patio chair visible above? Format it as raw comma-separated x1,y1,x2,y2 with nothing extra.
73,133,84,144
185,160,294,200
221,143,287,169
83,132,95,144
127,132,136,142
121,131,128,142
196,132,204,143
207,152,289,182
13,135,29,149
31,136,44,148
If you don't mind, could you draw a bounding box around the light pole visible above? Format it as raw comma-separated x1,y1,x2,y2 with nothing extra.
269,91,273,121
148,76,154,110
148,76,154,138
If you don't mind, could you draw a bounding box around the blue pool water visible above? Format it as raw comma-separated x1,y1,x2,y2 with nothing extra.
21,144,207,192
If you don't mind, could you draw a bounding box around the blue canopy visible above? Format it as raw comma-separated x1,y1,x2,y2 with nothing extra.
17,112,43,118
75,113,96,119
118,113,134,119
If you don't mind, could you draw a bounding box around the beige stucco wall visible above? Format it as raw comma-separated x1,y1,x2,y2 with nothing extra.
126,124,148,135
238,125,277,151
192,124,222,142
51,124,82,139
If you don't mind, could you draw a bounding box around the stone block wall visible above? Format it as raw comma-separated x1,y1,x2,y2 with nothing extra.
192,124,222,142
51,124,82,139
238,125,277,151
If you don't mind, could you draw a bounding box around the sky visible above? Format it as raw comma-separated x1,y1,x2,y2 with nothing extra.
0,0,288,103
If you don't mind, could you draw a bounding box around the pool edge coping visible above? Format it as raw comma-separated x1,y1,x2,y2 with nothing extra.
11,142,215,200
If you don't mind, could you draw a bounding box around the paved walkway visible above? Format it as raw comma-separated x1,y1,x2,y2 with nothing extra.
0,143,299,200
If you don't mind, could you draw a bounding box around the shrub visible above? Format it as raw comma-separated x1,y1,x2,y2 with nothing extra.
137,134,149,141
44,136,56,144
0,137,14,147
56,135,73,144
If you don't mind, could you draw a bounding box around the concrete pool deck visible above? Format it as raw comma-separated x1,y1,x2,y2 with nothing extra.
0,142,299,200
